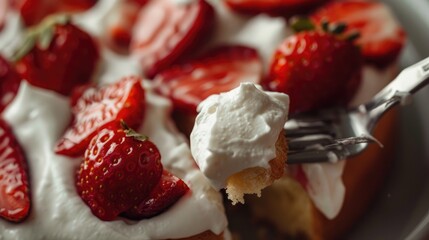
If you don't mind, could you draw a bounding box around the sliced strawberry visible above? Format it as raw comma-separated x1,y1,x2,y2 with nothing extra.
224,0,330,16
123,170,189,219
131,0,215,78
14,16,99,96
263,21,362,114
76,122,163,221
0,119,31,223
311,0,406,67
58,0,98,12
55,76,146,157
0,56,21,113
155,45,262,113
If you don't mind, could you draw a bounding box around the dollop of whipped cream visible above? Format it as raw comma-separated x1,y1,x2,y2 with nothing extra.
190,83,289,190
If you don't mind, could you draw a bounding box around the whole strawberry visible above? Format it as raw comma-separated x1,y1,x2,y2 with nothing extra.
0,119,31,223
76,122,163,221
263,19,362,114
13,15,99,96
0,56,21,112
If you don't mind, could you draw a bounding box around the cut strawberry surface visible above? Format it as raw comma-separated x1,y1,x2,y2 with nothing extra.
224,0,330,16
14,16,99,96
311,0,406,67
0,119,31,223
131,0,215,78
76,122,163,221
0,0,8,32
155,45,262,113
123,170,189,220
55,76,146,157
0,56,21,113
264,20,362,114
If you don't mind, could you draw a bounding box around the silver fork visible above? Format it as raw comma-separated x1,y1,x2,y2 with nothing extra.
286,56,429,164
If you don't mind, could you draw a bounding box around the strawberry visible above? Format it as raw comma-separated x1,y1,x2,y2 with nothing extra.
0,56,21,113
155,45,262,113
11,0,97,26
0,119,31,223
130,0,215,78
13,15,99,96
55,76,146,157
263,19,362,114
123,170,189,219
224,0,331,16
76,122,163,221
311,0,406,67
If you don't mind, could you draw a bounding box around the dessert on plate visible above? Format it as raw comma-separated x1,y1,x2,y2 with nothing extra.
0,0,405,239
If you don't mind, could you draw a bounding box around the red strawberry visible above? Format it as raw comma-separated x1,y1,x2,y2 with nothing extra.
0,56,21,113
311,0,406,67
55,76,146,157
0,119,31,223
224,0,331,16
76,122,163,221
155,45,262,113
131,0,215,78
13,15,99,96
263,20,362,114
123,170,189,219
11,0,97,26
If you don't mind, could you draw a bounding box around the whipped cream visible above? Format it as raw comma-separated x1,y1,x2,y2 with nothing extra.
190,83,289,190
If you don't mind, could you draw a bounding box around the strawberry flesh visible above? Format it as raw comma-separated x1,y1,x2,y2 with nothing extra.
0,56,21,113
0,0,8,31
311,0,406,67
0,119,31,223
76,123,163,221
123,170,189,220
55,76,146,157
264,31,362,114
131,0,215,78
155,45,263,113
15,22,99,96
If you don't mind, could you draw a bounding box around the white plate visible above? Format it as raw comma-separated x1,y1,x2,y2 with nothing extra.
350,0,429,239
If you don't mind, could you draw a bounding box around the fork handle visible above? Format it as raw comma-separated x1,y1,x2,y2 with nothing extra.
367,57,429,109
362,57,429,129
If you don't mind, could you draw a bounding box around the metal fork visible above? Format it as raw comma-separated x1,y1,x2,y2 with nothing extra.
286,56,429,164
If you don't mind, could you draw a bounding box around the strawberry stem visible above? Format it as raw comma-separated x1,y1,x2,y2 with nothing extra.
11,14,70,62
290,17,315,33
120,121,148,142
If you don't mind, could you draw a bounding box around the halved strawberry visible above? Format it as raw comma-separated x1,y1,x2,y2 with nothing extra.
263,20,362,114
0,56,21,113
123,170,189,219
224,0,330,16
0,119,31,223
55,76,146,157
130,0,215,78
13,15,99,96
76,122,163,221
154,45,262,113
311,0,406,67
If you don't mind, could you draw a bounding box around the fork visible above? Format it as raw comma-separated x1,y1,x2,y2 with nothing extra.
286,56,429,164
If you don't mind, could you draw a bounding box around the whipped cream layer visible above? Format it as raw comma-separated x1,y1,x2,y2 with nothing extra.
191,83,289,190
0,81,227,240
